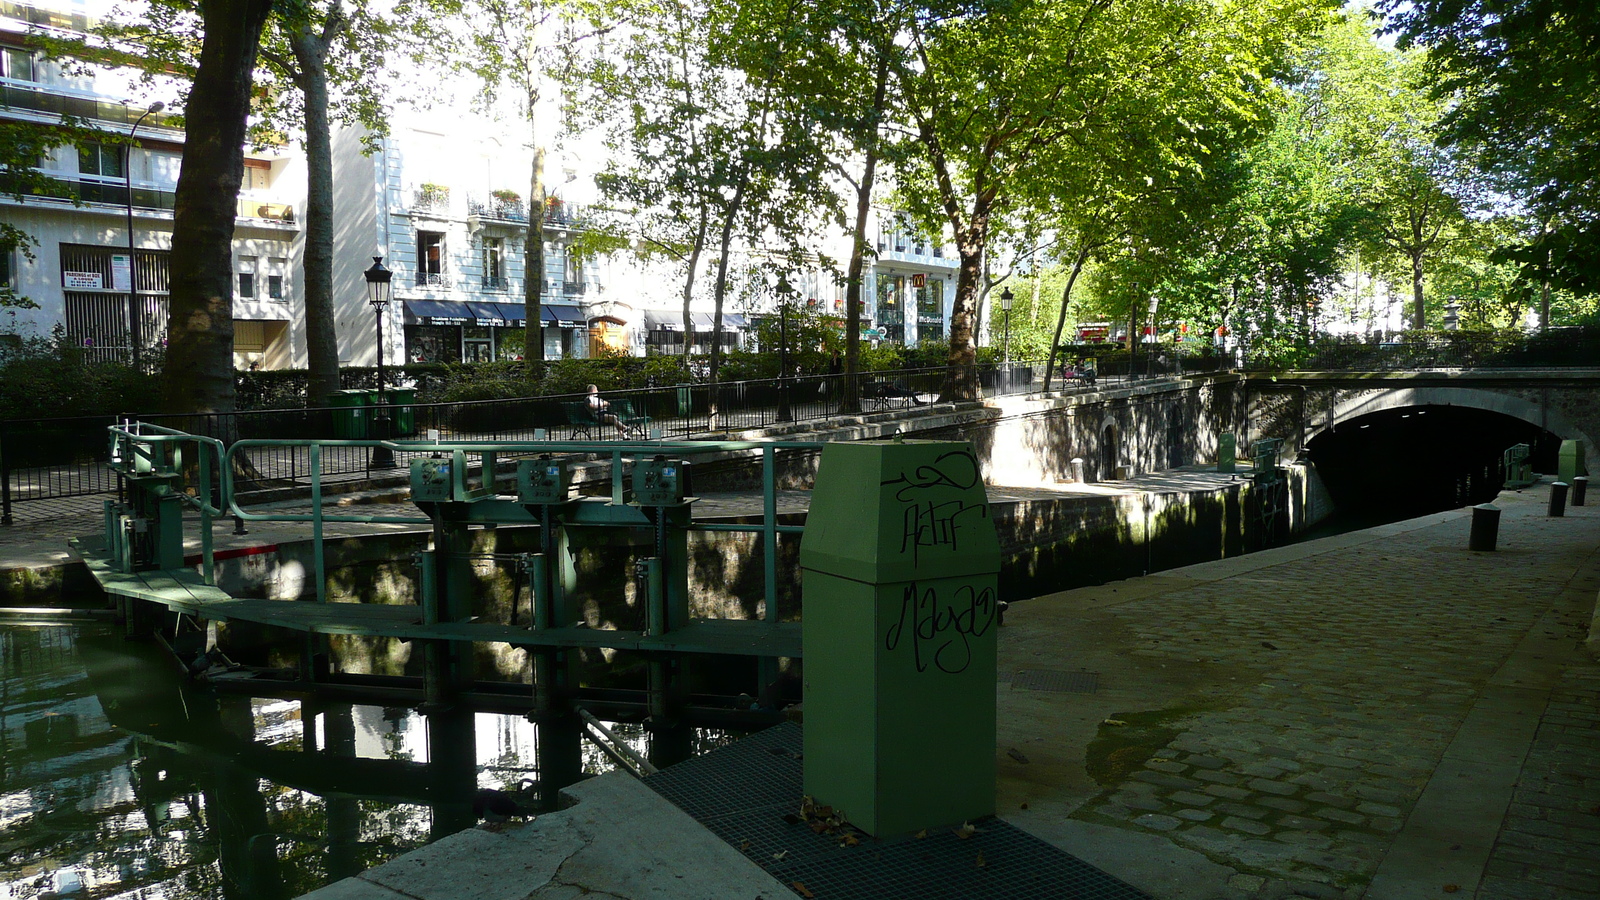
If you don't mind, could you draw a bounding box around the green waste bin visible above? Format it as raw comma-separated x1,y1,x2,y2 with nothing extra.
329,389,369,439
384,387,417,437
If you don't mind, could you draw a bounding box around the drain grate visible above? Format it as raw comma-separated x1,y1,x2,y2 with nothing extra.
645,722,1150,900
1010,669,1100,694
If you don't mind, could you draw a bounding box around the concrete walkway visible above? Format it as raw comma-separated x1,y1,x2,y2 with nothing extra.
300,772,787,900
997,481,1599,899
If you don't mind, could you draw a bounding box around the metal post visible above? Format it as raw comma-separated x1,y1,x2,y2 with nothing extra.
366,258,396,469
1548,482,1569,517
777,299,792,422
124,102,163,371
1573,475,1588,507
1468,503,1500,551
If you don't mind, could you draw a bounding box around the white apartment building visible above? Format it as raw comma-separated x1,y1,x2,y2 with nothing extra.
0,0,306,369
3,0,961,375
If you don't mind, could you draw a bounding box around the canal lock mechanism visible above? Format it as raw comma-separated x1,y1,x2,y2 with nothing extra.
72,424,816,806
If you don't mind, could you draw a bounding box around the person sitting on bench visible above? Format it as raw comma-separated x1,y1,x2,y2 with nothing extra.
586,384,636,438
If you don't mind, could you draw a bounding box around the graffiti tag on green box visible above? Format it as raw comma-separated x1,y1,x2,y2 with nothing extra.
881,449,989,565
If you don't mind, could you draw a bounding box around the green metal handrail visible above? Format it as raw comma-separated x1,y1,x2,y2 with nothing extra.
107,421,228,583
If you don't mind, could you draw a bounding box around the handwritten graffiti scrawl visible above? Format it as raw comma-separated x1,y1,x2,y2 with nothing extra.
881,449,990,565
884,581,998,674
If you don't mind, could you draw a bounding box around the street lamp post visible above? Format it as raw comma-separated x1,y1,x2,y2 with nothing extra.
365,257,396,469
125,101,164,371
1444,298,1461,331
775,273,795,423
999,287,1014,390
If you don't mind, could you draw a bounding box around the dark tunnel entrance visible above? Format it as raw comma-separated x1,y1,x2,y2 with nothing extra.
1305,405,1564,525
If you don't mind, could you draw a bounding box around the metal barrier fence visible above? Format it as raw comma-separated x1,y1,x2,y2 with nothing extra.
1244,328,1600,371
4,363,1073,524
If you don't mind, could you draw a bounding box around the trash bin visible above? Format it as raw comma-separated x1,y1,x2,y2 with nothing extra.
329,389,369,439
385,387,417,436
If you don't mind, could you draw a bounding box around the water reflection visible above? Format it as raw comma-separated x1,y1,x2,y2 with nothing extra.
0,624,739,898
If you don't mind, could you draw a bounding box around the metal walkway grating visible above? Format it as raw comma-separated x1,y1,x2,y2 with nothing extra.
646,722,1152,900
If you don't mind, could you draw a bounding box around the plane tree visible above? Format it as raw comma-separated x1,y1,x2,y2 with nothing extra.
892,0,1332,401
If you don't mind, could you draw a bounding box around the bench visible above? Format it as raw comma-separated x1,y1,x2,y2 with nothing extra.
560,400,651,439
863,380,923,410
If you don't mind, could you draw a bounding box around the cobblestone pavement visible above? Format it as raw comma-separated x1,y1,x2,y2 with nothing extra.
1478,665,1600,900
998,485,1600,900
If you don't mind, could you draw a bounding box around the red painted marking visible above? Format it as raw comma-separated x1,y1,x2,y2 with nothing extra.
183,544,280,567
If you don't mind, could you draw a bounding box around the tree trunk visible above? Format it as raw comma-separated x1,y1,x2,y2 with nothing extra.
1043,243,1090,392
523,119,547,365
1410,250,1425,330
161,0,276,415
289,9,343,407
940,239,982,401
680,203,708,366
841,50,891,415
707,171,747,392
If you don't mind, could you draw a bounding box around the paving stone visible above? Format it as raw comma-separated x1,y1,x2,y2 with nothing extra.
1316,808,1366,826
1248,778,1300,797
1130,770,1197,790
1354,801,1401,818
1174,808,1215,822
1184,754,1230,770
1168,790,1215,807
1195,769,1247,786
1134,813,1182,832
1217,802,1270,820
1304,791,1354,809
1258,797,1307,813
1220,816,1272,836
1145,758,1190,774
1204,784,1254,801
1277,815,1330,832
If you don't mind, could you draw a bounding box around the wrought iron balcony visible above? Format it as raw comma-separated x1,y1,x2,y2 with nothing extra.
415,271,451,288
411,187,451,216
468,196,528,222
562,281,585,296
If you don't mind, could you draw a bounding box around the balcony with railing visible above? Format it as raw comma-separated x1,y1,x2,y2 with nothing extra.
236,198,296,225
467,195,528,223
3,171,178,211
415,271,452,289
410,186,451,217
0,78,178,130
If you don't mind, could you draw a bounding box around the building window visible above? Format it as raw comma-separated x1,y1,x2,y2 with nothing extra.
418,231,444,286
0,247,13,289
238,256,257,299
78,143,124,179
2,47,35,81
483,237,504,290
563,252,584,294
267,274,283,299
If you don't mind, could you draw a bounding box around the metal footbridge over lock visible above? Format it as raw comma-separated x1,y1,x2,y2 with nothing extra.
73,423,821,717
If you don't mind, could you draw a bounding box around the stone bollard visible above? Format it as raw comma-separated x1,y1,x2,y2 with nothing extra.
1469,503,1500,551
1070,457,1085,483
800,439,1000,837
1548,482,1568,517
1573,476,1588,507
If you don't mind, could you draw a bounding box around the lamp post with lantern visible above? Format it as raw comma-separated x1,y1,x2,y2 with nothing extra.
775,273,796,422
365,257,395,469
1000,286,1014,390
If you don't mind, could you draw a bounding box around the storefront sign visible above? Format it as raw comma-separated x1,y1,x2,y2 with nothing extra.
1076,322,1110,342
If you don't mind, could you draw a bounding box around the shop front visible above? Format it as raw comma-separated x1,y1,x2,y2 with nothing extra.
403,299,590,362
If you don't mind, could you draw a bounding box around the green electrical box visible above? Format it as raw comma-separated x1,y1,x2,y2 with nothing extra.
411,457,456,502
517,456,572,505
799,440,1001,838
1218,432,1236,474
1559,439,1588,484
633,456,692,506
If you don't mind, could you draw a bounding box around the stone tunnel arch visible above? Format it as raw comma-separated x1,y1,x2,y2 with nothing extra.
1303,386,1596,453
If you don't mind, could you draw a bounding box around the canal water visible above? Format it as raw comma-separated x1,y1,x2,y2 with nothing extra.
0,623,739,899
